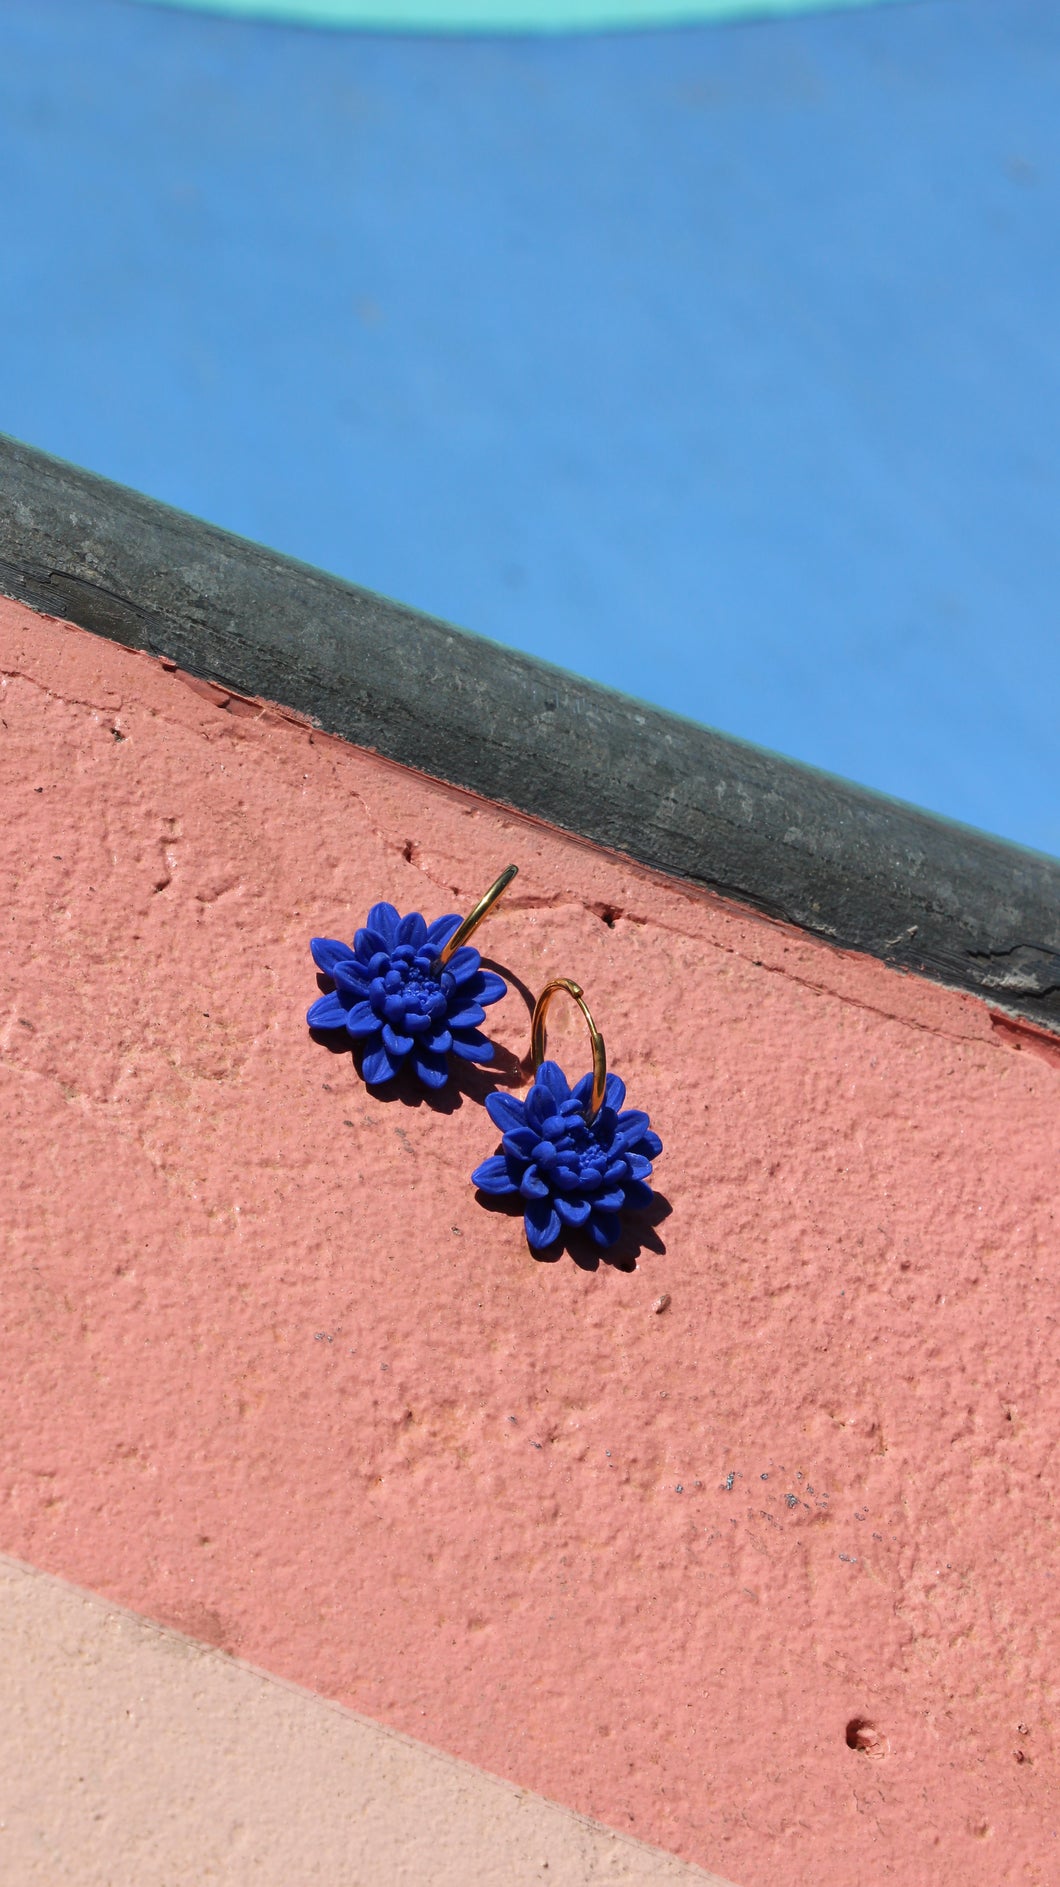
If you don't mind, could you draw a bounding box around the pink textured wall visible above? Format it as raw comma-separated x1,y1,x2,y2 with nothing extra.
1,596,1058,1886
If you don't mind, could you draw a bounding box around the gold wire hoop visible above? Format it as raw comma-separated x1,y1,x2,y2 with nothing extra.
435,864,518,968
530,978,607,1122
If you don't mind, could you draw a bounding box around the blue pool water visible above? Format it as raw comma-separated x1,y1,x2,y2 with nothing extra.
2,0,1057,853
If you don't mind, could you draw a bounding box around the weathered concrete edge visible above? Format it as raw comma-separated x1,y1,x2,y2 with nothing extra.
3,431,1058,1028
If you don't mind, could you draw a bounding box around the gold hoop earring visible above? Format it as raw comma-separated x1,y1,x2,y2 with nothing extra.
307,865,517,1091
530,977,607,1121
472,977,662,1254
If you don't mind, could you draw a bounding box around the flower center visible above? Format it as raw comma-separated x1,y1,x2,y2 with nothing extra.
376,944,449,1022
549,1114,606,1174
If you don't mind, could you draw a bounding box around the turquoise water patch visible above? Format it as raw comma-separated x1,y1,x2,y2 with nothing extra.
133,0,904,33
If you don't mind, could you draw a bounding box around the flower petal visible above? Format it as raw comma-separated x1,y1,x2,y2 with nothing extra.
310,936,353,975
501,1126,537,1157
397,910,428,948
624,1178,655,1210
413,1049,449,1089
536,1062,571,1105
472,1154,518,1196
593,1186,627,1213
446,1001,486,1029
444,945,481,986
426,913,462,947
588,1209,622,1249
625,1152,654,1180
366,902,400,945
355,925,392,962
382,1023,414,1057
603,1072,627,1112
614,1109,651,1144
424,1026,453,1054
485,1091,526,1132
471,970,507,1007
306,991,349,1030
539,1113,568,1141
450,1030,494,1063
361,1042,400,1085
551,1163,580,1192
639,1130,663,1159
345,1000,383,1038
519,1165,550,1200
571,1072,595,1111
574,1165,602,1192
532,1140,563,1167
332,959,371,998
554,1195,591,1227
524,1199,562,1251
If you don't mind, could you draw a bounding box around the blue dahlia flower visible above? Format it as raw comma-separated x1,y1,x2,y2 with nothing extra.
472,1060,663,1252
307,901,507,1089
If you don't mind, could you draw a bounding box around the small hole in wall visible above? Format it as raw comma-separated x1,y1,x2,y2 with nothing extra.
598,906,618,928
846,1718,888,1759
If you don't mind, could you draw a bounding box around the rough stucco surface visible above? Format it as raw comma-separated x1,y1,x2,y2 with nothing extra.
0,1554,730,1886
0,594,1058,1887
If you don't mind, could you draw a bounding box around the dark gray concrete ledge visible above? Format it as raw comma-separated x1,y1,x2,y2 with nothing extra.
3,431,1059,1030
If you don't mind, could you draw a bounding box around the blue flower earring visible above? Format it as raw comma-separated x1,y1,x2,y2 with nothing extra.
307,865,517,1090
471,977,663,1252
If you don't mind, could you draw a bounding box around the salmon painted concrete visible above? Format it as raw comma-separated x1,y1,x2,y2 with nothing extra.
1,594,1058,1886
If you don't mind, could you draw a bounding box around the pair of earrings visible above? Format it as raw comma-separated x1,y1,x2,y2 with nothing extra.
307,865,662,1255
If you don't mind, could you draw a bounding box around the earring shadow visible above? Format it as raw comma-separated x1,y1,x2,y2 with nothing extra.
474,1189,672,1272
479,955,537,1084
479,956,535,1018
